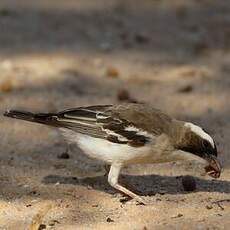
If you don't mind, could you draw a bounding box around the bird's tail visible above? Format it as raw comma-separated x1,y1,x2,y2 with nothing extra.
4,110,57,126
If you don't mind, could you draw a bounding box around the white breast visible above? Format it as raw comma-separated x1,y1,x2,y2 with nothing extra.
60,129,153,164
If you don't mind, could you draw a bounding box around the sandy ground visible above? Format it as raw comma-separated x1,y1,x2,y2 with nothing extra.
0,0,230,229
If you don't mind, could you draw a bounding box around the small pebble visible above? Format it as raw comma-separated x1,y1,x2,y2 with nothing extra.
134,33,150,44
178,85,193,93
106,217,114,223
106,66,119,78
30,190,37,195
0,79,13,92
38,224,46,230
116,88,138,103
49,220,60,226
117,88,130,101
158,190,167,195
172,213,183,218
182,175,196,191
206,205,213,210
57,152,70,159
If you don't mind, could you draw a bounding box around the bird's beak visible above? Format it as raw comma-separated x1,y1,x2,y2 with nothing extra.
204,155,222,178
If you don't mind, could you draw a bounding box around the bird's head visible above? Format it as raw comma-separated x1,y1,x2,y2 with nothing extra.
174,122,222,178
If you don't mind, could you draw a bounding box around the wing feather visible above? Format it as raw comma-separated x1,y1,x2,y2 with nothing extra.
55,105,153,147
5,104,168,147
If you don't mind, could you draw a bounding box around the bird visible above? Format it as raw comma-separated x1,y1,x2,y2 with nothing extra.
4,103,222,204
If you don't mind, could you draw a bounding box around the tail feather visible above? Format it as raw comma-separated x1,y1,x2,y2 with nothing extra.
4,108,106,138
4,110,57,126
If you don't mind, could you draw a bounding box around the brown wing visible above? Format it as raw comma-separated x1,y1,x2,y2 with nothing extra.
57,104,154,146
5,104,169,147
104,103,172,136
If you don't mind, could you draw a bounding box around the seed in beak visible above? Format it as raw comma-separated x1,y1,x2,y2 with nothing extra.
204,156,222,178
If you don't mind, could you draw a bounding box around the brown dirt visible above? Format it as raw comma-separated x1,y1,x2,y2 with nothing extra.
0,0,230,229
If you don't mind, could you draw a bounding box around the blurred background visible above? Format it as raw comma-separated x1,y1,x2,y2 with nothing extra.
0,0,230,229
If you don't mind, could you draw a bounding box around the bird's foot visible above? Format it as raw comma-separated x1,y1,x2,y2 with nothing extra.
133,196,147,205
119,195,152,206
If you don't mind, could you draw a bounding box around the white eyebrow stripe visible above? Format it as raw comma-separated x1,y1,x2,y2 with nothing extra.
184,122,215,148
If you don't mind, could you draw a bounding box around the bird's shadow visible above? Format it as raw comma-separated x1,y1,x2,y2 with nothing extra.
42,173,230,196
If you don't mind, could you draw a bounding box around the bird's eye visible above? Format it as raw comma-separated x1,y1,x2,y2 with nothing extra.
202,140,210,148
